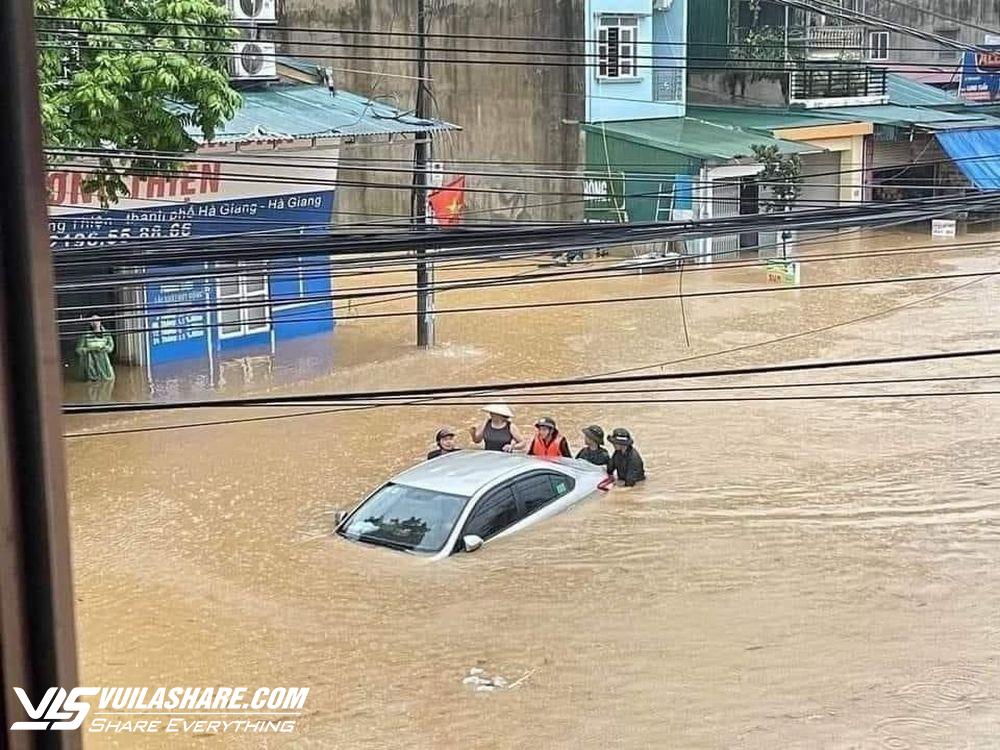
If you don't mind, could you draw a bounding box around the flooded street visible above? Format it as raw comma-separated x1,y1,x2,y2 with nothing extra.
64,229,1000,749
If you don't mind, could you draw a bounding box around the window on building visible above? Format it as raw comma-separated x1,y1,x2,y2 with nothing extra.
597,15,639,79
936,28,961,61
215,261,271,339
869,31,889,60
841,0,865,15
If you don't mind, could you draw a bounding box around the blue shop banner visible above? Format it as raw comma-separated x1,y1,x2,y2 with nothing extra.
51,190,337,376
959,48,1000,101
50,190,336,250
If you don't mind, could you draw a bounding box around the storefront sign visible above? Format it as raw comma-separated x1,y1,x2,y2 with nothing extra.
932,219,957,238
766,259,800,286
959,47,1000,101
583,172,627,223
50,191,335,250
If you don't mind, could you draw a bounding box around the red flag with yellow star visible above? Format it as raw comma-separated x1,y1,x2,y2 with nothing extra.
428,176,466,226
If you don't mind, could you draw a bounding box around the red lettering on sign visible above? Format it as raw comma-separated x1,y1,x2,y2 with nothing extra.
48,172,68,205
200,162,222,194
145,176,167,199
976,52,1000,70
47,159,226,206
69,172,94,205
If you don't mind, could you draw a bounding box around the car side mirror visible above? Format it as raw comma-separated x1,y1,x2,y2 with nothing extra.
333,510,348,527
462,535,484,553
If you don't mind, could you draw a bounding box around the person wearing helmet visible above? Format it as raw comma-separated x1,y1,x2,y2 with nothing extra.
527,416,572,458
469,403,525,453
427,428,460,460
576,425,611,471
607,428,645,487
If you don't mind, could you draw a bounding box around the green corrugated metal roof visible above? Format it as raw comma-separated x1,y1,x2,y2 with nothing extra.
181,85,459,144
886,73,966,108
687,106,850,133
581,117,821,161
816,104,1000,130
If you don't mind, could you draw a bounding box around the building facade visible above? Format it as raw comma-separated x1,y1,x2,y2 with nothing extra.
278,0,587,224
52,84,456,395
580,0,1000,261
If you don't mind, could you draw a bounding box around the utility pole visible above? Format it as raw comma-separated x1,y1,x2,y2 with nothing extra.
412,0,434,347
0,0,81,745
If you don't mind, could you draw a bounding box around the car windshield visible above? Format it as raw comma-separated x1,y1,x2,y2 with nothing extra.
339,483,471,554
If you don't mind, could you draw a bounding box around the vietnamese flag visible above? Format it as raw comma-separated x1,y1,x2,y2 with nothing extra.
428,176,466,226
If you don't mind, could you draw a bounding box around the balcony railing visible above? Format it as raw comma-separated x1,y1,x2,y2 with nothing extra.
789,66,888,107
787,25,867,62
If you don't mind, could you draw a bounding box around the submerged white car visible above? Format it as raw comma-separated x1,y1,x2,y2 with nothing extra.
334,451,612,560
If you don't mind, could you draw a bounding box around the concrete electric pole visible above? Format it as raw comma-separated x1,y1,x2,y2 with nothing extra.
412,0,435,347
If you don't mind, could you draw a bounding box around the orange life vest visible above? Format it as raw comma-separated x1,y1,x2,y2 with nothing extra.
528,431,565,458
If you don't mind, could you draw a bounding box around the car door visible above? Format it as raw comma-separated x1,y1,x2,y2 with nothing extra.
458,485,519,547
510,471,575,525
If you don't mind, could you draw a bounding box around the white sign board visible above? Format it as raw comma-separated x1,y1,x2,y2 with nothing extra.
932,219,957,238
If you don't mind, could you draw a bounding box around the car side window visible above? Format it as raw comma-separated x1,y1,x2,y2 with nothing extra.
462,486,519,541
511,472,575,517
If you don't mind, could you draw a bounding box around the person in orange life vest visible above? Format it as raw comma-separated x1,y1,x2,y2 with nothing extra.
527,417,572,458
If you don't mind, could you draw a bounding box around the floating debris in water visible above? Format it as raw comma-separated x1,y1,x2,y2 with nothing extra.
462,668,534,692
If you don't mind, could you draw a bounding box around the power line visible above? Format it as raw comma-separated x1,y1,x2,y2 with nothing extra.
63,273,994,437
49,190,1000,271
31,13,996,51
32,22,987,64
51,242,1000,325
63,346,1000,414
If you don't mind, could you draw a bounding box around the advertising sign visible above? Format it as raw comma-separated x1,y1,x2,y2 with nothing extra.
50,190,336,251
959,47,1000,102
583,172,627,223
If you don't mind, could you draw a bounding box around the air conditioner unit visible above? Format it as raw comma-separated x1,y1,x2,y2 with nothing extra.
230,41,277,80
229,0,276,24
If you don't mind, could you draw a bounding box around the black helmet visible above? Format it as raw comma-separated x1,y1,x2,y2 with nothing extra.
535,416,557,430
582,425,605,444
435,427,456,445
609,428,633,446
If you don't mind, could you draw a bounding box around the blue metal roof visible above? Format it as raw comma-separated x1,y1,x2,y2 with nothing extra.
936,129,1000,189
183,85,459,144
886,73,966,108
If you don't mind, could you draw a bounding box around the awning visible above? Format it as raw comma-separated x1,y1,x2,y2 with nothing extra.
936,129,1000,189
177,85,460,145
581,117,822,162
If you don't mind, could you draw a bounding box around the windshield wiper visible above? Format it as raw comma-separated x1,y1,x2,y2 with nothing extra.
355,533,416,553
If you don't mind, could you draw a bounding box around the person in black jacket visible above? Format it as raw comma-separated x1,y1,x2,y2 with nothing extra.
607,428,645,487
575,425,611,471
427,428,460,460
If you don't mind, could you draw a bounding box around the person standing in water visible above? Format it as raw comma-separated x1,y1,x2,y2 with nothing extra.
427,428,460,460
527,416,572,458
575,425,611,471
607,428,646,487
75,315,115,382
469,404,525,453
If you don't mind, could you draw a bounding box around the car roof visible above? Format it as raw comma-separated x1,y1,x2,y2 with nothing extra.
391,450,572,496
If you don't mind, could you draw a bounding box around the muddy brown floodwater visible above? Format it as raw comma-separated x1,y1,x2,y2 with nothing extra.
64,228,1000,749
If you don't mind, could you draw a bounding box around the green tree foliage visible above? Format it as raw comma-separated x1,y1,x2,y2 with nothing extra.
750,144,802,213
37,0,242,202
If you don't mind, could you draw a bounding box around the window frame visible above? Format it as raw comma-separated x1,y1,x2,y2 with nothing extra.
509,471,576,518
459,484,520,543
597,14,640,81
215,260,271,340
935,28,961,62
868,31,889,61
